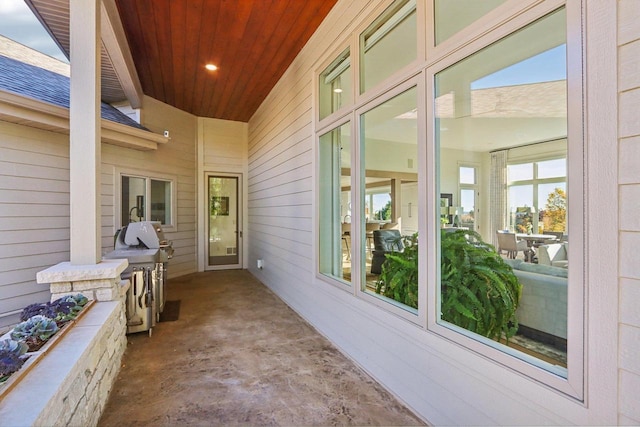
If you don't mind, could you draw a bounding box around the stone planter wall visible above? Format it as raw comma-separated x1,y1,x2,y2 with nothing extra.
0,260,129,426
0,297,127,426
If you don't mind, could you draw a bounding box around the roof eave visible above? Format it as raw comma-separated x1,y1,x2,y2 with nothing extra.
0,89,167,151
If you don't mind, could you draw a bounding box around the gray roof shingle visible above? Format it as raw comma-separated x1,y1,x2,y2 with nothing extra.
0,54,147,130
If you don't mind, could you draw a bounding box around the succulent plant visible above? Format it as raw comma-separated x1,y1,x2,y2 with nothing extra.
0,350,25,379
0,339,28,357
10,315,59,342
20,303,47,321
19,294,88,324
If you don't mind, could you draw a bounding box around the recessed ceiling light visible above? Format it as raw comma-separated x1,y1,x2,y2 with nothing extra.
205,64,218,71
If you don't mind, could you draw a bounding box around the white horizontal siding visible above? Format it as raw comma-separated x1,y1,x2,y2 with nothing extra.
0,122,69,330
198,117,248,269
0,95,198,330
618,1,640,423
247,0,622,425
102,95,198,277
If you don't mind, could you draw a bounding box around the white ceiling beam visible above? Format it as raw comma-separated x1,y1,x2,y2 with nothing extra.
101,0,143,108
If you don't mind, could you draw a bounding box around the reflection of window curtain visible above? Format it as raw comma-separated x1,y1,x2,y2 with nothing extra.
490,150,508,246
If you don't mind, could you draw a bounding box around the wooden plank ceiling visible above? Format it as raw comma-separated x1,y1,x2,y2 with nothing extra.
115,0,338,122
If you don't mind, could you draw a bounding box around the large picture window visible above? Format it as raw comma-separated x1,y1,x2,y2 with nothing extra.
316,0,582,398
434,7,580,391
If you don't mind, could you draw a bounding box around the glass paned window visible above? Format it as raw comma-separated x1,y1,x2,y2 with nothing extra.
434,0,507,44
319,123,352,284
151,179,172,224
508,163,533,181
459,166,475,185
361,86,418,311
435,8,568,375
121,176,146,224
121,174,175,228
319,48,351,120
538,158,566,179
360,0,417,94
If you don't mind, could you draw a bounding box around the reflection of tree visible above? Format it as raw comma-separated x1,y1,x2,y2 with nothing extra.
375,200,392,220
514,207,532,233
543,188,566,231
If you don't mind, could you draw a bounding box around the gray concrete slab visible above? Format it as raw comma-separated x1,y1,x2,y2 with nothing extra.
98,270,425,426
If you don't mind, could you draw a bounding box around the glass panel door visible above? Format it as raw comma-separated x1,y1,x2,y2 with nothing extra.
207,175,240,268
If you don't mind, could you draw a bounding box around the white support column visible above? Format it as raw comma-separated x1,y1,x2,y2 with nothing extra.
69,0,101,264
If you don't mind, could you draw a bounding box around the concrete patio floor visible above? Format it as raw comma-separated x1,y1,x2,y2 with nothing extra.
98,270,425,426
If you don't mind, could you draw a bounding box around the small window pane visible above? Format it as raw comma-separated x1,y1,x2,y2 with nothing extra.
319,123,351,284
151,179,172,225
360,0,417,94
434,0,507,44
538,158,566,179
121,176,146,224
460,188,475,229
459,166,475,184
319,48,351,120
508,163,533,182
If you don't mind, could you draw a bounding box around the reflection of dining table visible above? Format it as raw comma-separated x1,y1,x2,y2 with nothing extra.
516,233,556,262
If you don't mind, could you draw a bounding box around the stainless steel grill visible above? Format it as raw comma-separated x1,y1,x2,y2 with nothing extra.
104,221,173,335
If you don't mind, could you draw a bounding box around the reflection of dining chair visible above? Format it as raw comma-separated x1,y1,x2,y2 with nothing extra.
365,222,380,251
496,231,528,259
371,230,404,274
542,230,564,243
341,223,351,260
381,222,399,230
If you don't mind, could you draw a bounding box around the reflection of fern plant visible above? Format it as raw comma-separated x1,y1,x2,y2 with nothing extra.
375,233,418,308
375,230,522,341
441,230,521,340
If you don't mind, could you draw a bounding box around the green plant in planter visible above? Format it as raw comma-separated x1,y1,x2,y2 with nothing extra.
375,233,418,308
0,339,29,382
20,294,88,324
11,315,59,349
375,230,522,341
441,229,522,340
0,339,28,357
0,350,25,382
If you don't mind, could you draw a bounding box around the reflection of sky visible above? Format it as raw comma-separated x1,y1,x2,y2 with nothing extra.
460,189,474,212
0,0,67,61
459,167,475,185
508,158,566,183
509,182,566,210
372,193,391,212
472,45,566,90
509,185,533,210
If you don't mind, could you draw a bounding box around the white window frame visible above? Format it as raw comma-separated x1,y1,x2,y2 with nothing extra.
425,0,584,399
115,168,178,232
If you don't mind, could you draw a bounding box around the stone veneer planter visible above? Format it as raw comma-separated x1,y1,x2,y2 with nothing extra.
0,259,129,426
0,300,95,399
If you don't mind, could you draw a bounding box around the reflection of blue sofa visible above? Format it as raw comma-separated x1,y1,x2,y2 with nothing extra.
504,259,567,342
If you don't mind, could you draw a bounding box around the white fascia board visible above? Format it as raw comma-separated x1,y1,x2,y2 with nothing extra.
0,89,167,151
